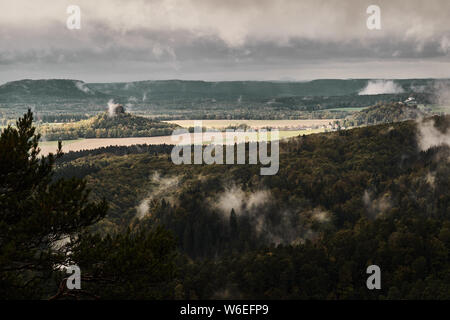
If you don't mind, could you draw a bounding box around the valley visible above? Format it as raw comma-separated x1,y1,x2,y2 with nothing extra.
2,0,450,304
2,78,450,300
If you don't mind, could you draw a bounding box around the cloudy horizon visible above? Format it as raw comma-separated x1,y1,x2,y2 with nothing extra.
1,0,449,84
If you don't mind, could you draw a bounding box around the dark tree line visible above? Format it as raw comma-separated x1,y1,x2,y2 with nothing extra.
0,111,177,299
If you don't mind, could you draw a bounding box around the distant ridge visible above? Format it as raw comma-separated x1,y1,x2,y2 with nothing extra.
84,78,448,101
1,78,448,104
87,79,372,100
0,79,109,102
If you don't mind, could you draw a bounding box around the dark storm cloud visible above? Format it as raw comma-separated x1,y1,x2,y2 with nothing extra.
0,0,449,82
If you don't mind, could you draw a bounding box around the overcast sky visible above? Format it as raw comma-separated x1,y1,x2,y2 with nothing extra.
0,0,449,83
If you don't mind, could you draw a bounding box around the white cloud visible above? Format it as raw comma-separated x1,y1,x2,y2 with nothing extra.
359,80,404,95
417,119,450,151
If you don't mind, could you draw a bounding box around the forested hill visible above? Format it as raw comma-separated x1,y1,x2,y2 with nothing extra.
343,102,425,127
1,78,446,103
39,112,180,140
53,115,450,299
88,79,371,100
88,78,443,101
0,79,109,102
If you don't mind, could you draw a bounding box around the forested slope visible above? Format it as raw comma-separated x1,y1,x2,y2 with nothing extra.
53,116,450,299
343,102,425,127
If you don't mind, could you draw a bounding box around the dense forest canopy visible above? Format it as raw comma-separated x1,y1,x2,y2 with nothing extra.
2,103,449,299
342,102,425,127
0,111,177,299
49,113,450,299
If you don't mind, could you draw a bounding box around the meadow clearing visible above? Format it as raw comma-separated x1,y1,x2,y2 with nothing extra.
163,119,334,129
423,105,450,113
326,107,368,112
38,128,325,155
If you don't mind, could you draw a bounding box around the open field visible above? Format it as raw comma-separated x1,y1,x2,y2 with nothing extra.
278,128,325,139
39,129,325,155
39,136,179,155
425,105,450,113
163,119,333,129
39,139,82,148
326,107,368,112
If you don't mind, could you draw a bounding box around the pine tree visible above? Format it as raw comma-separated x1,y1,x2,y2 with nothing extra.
229,209,238,240
0,110,107,299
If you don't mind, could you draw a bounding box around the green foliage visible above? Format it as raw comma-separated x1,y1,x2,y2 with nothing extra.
343,102,424,127
39,112,180,140
69,226,177,299
0,111,178,300
4,110,449,299
0,110,107,299
178,214,450,299
55,115,450,299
